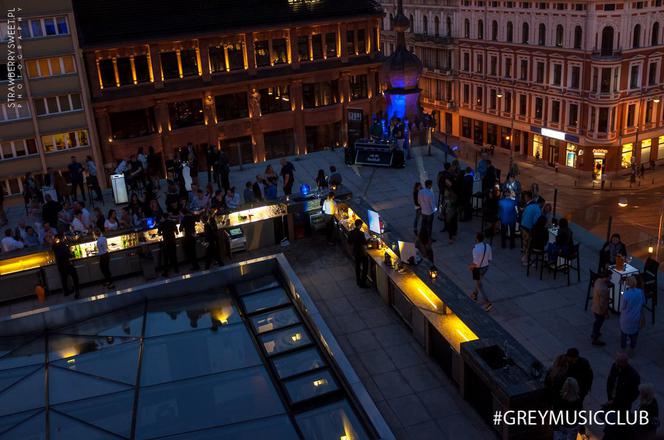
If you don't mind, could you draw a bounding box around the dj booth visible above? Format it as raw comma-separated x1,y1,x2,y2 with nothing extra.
347,138,405,168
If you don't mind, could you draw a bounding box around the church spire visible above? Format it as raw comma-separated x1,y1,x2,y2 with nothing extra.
393,0,409,48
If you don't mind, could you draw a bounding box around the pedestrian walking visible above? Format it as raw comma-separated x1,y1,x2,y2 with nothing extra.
469,232,493,311
412,182,422,236
347,219,369,288
619,276,645,353
96,228,114,289
418,180,436,238
591,270,611,346
53,233,80,298
280,158,295,195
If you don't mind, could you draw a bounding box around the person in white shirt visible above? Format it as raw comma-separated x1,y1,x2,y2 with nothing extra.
1,229,24,252
470,232,493,311
14,219,28,241
322,192,337,244
225,187,240,210
75,202,92,229
96,229,114,289
71,211,88,234
417,179,437,238
104,209,119,231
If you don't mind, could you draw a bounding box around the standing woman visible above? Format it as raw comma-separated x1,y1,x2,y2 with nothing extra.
619,276,645,354
413,182,422,236
315,169,328,191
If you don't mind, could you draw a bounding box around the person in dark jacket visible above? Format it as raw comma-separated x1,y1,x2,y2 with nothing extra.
600,233,628,269
565,348,594,404
42,194,63,231
547,217,573,262
179,209,199,271
158,214,179,277
347,219,368,288
52,233,80,298
604,353,641,439
530,215,549,252
203,213,223,269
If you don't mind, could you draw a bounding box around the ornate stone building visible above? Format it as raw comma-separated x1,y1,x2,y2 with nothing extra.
72,0,384,173
383,0,664,176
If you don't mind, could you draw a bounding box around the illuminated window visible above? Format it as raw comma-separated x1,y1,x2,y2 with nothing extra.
42,129,89,152
621,143,633,168
302,80,340,108
109,109,156,139
254,40,270,67
325,33,337,58
160,52,179,79
657,136,664,160
227,42,244,71
215,92,249,121
168,99,204,130
260,85,291,114
641,139,652,163
180,49,198,77
209,46,226,72
272,38,288,65
533,134,543,158
312,34,323,60
349,74,368,100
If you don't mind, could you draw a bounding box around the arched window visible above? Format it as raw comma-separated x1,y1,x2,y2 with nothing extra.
633,24,641,48
652,22,660,46
555,24,564,47
423,15,428,34
538,23,546,46
491,20,498,41
506,21,513,42
574,26,583,49
478,19,484,39
446,17,452,37
522,22,529,44
464,19,470,38
601,26,614,55
434,16,440,37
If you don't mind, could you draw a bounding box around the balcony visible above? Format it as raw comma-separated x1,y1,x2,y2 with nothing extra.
413,33,455,45
590,50,622,61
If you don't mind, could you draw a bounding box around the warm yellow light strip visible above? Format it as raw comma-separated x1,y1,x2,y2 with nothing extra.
112,58,120,87
416,286,439,310
130,55,137,84
96,58,104,89
195,47,203,76
176,49,183,78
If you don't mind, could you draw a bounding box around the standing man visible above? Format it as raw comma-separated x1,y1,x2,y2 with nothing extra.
328,166,343,187
96,228,114,289
565,348,594,405
42,194,62,232
417,180,436,238
158,213,179,277
206,144,217,185
347,219,369,288
519,191,541,265
322,192,337,245
591,270,611,346
604,352,640,439
179,209,200,271
53,233,80,298
280,158,295,196
203,213,223,269
498,190,517,249
68,156,85,202
85,156,103,202
216,147,230,193
470,232,493,311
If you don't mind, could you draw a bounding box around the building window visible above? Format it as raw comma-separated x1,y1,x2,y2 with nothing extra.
42,129,89,152
490,90,497,110
34,94,82,116
505,58,512,78
621,144,633,168
463,84,470,104
180,49,198,77
538,24,546,46
462,117,471,138
505,92,512,113
22,16,69,38
574,26,583,49
160,52,179,80
215,92,249,121
629,65,640,89
272,38,289,65
536,62,544,83
346,30,356,55
648,62,658,86
533,134,543,158
446,16,452,37
534,97,543,119
490,56,497,76
507,22,513,42
209,46,227,73
260,85,291,114
25,56,76,79
568,103,579,127
652,23,660,46
109,109,155,140
601,26,614,55
0,102,30,122
0,177,23,196
641,139,652,164
264,129,295,159
552,64,562,86
633,24,641,49
555,25,564,47
600,68,611,93
435,16,440,37
476,86,483,106
98,59,116,88
312,34,324,60
349,74,368,100
491,20,498,41
464,19,470,38
463,53,470,71
520,59,528,81
423,16,429,35
114,57,132,86
519,94,527,116
551,100,560,123
522,23,529,44
302,80,340,108
645,100,654,124
255,40,270,67
598,107,609,132
325,33,337,58
168,99,204,130
298,36,310,62
476,54,483,73
570,66,580,89
658,136,664,160
626,104,636,127
0,63,6,81
478,20,484,39
227,42,245,70
0,139,38,160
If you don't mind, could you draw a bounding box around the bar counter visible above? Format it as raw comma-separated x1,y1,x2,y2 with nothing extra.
335,198,548,440
0,186,352,302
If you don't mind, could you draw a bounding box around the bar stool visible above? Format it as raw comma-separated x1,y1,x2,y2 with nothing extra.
553,243,581,286
526,248,546,280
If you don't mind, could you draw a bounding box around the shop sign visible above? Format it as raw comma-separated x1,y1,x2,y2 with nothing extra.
592,149,608,156
531,126,580,143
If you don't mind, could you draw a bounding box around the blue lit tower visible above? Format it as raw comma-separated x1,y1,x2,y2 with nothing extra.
381,0,422,123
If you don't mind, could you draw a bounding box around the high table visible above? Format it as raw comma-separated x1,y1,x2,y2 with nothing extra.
608,263,640,312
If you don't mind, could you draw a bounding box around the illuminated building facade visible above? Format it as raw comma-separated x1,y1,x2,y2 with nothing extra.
72,0,384,172
383,0,664,175
0,0,102,203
